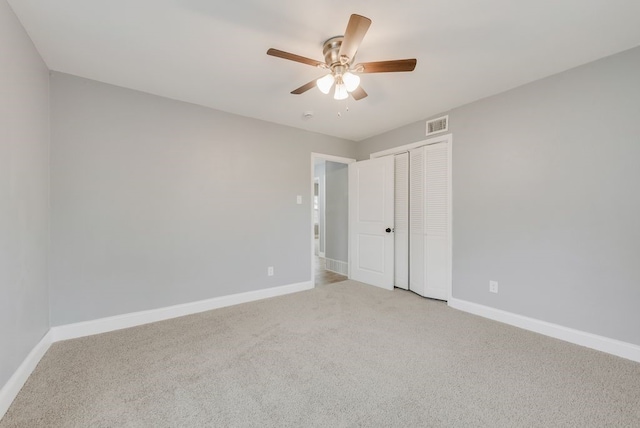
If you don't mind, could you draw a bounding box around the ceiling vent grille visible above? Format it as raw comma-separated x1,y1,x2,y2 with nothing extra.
426,115,448,136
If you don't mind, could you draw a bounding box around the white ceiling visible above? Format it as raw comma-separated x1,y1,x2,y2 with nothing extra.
8,0,640,141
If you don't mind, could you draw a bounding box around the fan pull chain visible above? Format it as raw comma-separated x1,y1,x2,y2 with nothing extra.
337,99,350,118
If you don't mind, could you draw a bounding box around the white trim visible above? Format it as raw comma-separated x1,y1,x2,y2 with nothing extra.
0,330,53,420
310,153,356,286
448,298,640,363
3,288,637,419
52,281,313,342
321,173,325,258
370,133,453,159
311,153,357,164
325,258,349,276
1,282,313,418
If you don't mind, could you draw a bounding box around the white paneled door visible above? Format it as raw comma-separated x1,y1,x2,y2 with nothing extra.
349,156,395,290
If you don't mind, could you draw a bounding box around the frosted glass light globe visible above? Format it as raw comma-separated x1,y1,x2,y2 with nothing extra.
316,74,335,94
342,72,360,92
334,83,348,100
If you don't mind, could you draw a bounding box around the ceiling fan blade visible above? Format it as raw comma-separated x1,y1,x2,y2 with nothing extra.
355,59,417,73
267,48,326,68
339,14,372,61
291,79,319,95
350,86,368,101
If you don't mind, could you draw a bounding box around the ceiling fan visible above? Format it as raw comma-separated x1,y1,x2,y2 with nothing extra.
267,14,417,101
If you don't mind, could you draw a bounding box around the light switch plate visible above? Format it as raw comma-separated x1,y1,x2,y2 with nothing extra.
296,195,302,204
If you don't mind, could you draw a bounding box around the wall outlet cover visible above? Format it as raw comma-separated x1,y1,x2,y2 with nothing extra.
489,280,498,293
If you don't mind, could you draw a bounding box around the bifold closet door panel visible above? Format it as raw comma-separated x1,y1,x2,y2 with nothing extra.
424,143,449,300
409,142,449,300
409,147,426,296
394,153,409,290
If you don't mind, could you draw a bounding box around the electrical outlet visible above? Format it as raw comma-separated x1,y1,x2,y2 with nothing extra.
489,280,498,293
268,266,274,276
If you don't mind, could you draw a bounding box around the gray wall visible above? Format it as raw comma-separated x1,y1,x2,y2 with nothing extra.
49,72,357,326
0,0,50,388
355,121,428,161
324,161,348,263
357,46,640,346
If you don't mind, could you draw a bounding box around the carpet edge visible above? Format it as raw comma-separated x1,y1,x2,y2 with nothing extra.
0,330,53,420
448,298,640,363
51,281,313,342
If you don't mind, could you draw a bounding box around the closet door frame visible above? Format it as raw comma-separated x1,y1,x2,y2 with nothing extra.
370,134,452,301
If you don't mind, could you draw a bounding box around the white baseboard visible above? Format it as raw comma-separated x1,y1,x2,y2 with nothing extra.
1,282,313,419
448,298,640,363
325,258,348,276
52,281,313,342
0,330,53,420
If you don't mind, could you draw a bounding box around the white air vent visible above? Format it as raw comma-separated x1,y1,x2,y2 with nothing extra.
426,115,448,136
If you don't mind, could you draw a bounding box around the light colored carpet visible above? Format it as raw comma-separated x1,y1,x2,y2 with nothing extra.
2,280,640,427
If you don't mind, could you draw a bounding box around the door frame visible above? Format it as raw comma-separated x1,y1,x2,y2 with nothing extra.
369,134,453,301
310,153,356,287
313,177,324,258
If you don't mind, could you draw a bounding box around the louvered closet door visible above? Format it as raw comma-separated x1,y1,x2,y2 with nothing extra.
409,148,426,296
424,143,449,300
409,142,450,300
394,153,409,289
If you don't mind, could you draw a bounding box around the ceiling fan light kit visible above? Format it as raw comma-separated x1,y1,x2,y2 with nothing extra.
316,74,335,94
342,72,360,92
267,14,417,101
334,81,349,100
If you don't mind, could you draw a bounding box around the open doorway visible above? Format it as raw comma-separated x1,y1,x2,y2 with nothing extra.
311,153,355,286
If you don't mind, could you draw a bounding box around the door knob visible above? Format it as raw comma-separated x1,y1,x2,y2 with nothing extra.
385,228,392,233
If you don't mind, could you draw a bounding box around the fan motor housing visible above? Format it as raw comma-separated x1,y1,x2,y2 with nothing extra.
322,36,349,68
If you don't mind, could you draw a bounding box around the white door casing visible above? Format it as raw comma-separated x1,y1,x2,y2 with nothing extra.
310,153,356,286
349,156,395,290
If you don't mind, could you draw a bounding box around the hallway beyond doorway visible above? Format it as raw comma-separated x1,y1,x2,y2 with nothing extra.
315,239,347,286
